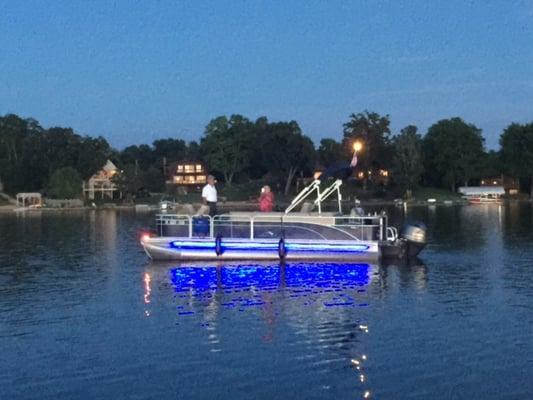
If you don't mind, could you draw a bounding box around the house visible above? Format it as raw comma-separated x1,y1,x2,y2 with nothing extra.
480,175,519,195
296,165,391,192
355,168,390,186
166,161,207,192
83,160,121,200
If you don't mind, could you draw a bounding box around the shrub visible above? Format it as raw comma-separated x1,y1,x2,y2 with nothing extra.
48,167,82,199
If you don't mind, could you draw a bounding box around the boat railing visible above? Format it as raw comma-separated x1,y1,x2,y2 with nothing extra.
156,213,388,241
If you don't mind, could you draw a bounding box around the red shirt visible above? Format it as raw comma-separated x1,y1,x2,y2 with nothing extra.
259,192,274,212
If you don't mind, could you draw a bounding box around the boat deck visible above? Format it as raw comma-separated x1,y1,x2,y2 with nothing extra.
142,212,395,261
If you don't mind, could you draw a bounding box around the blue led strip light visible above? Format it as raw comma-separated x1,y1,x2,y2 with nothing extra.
169,240,370,253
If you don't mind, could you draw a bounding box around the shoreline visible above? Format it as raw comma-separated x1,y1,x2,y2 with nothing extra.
1,198,532,214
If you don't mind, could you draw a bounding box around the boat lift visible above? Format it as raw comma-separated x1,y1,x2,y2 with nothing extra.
285,179,343,214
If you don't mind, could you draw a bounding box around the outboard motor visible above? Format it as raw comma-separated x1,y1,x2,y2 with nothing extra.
400,222,427,257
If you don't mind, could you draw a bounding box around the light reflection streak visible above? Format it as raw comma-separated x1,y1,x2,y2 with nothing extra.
144,273,151,304
144,272,152,317
351,324,371,398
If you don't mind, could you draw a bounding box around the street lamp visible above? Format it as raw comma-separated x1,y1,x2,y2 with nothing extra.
353,140,363,153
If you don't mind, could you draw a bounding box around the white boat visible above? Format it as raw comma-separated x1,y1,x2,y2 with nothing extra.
141,179,427,261
458,186,504,204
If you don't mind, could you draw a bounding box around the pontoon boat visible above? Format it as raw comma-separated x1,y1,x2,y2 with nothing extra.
141,179,427,261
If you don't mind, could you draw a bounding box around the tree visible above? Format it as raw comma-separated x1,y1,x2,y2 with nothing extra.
500,122,533,196
342,111,392,189
77,136,112,179
477,150,502,180
261,121,316,195
423,118,484,191
112,164,142,196
48,167,82,199
200,115,254,185
392,125,424,195
120,144,155,170
0,114,45,193
317,138,344,167
42,127,82,176
153,138,188,166
141,166,165,193
186,141,201,160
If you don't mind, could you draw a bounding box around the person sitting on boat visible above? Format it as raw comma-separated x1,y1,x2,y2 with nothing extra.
259,185,274,212
202,175,217,217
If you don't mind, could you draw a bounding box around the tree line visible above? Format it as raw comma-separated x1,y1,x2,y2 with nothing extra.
1,112,533,198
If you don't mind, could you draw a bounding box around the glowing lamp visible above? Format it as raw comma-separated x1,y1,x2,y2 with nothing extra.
141,233,151,243
353,141,363,152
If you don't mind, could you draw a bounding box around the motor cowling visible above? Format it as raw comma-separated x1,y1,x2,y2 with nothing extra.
400,222,427,257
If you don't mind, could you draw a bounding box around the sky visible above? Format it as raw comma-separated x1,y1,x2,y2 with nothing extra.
1,0,532,150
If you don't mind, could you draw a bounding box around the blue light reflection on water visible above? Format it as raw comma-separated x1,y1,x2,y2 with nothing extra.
167,262,374,398
170,263,370,293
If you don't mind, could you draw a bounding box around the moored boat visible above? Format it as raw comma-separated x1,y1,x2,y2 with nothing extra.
458,186,504,204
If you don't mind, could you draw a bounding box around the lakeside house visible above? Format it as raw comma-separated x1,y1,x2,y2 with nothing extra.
166,161,207,193
296,165,391,191
83,160,121,200
479,175,519,195
355,168,390,186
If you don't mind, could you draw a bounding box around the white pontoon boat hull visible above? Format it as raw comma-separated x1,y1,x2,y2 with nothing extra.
142,237,380,261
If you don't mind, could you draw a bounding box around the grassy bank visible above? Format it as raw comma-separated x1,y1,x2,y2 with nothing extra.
413,187,462,201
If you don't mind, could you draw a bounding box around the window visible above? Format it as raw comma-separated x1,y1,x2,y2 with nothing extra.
174,176,184,183
184,165,195,173
177,165,184,172
196,164,203,172
196,175,206,183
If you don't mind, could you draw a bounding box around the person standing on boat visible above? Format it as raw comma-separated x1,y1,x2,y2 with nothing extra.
202,175,218,217
259,185,274,212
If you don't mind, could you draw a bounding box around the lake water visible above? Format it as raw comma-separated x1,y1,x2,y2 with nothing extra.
1,205,532,399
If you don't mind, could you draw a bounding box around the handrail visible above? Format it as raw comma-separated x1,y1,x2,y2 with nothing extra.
387,227,398,241
158,213,387,242
285,180,321,214
313,179,343,213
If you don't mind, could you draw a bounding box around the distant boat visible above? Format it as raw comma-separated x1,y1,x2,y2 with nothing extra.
458,186,504,204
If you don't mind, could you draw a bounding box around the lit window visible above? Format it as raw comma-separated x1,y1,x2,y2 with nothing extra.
174,176,184,183
185,165,194,173
186,175,195,182
177,165,184,172
196,165,203,172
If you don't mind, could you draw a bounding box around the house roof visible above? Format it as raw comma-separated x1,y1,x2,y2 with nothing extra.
102,160,118,172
